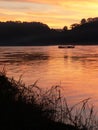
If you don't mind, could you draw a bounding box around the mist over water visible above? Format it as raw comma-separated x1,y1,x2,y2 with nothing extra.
0,45,98,107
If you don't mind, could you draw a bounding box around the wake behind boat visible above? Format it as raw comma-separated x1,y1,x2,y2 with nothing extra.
58,45,75,48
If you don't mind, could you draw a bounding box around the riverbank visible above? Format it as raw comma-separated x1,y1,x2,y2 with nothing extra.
0,70,96,130
0,40,98,46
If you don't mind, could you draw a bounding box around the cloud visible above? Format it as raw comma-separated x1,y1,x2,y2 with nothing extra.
0,0,92,5
0,0,98,28
0,0,97,5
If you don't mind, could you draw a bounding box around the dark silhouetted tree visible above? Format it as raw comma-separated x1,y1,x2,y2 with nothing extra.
93,17,98,22
81,18,86,25
87,18,93,23
63,26,68,31
70,23,79,29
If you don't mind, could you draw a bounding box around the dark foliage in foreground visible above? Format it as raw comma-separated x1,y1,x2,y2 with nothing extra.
0,71,79,130
0,70,96,130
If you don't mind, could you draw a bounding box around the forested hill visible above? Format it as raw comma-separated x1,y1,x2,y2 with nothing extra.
0,17,98,46
70,18,98,44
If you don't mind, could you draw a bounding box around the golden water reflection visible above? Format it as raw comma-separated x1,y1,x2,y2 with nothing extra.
0,46,98,108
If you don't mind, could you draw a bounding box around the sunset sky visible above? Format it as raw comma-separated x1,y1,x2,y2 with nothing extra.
0,0,98,28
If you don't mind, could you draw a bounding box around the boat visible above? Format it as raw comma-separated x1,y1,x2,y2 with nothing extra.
58,45,75,48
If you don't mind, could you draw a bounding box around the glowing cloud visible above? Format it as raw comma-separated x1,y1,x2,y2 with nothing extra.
0,0,98,28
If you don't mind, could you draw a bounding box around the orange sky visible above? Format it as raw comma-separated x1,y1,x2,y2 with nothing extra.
0,0,98,28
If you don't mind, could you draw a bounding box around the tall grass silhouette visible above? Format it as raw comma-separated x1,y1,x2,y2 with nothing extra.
0,69,97,130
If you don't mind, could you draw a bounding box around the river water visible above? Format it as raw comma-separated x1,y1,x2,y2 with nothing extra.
0,45,98,106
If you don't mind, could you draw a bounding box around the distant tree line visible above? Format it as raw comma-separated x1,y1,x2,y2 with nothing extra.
0,17,98,45
70,17,98,29
69,17,98,44
0,21,50,40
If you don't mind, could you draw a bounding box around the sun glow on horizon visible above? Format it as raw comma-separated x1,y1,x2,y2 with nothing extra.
0,0,98,28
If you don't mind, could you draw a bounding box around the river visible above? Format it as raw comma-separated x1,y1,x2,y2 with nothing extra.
0,45,98,107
